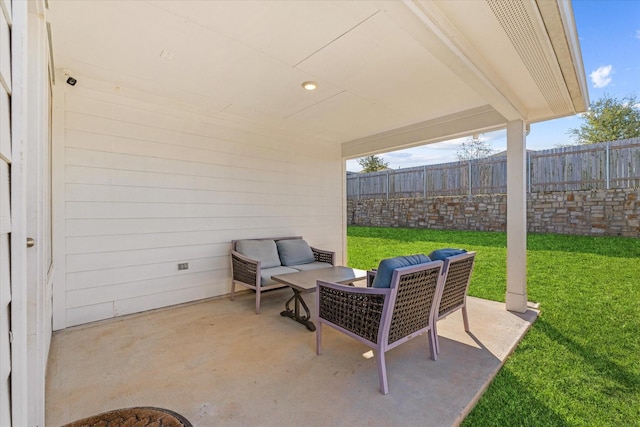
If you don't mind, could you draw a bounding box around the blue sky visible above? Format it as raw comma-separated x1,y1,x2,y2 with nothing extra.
347,0,640,171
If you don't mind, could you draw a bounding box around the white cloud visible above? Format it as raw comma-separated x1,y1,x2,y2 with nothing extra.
636,29,640,39
590,65,613,88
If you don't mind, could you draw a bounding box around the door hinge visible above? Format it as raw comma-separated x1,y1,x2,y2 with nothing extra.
8,330,13,343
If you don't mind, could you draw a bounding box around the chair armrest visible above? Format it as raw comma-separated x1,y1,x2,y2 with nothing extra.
231,250,260,286
311,247,335,266
316,280,391,343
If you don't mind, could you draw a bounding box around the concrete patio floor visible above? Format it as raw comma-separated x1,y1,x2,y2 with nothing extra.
46,288,538,427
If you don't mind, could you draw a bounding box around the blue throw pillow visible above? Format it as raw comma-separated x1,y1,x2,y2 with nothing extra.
371,254,431,288
428,248,467,261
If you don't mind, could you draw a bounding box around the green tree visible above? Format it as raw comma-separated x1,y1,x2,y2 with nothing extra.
357,155,389,173
456,136,494,161
568,94,640,144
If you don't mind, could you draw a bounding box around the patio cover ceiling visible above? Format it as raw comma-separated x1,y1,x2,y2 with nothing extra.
48,0,588,157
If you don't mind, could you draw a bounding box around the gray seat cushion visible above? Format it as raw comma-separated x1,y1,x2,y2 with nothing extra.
236,239,281,268
260,266,298,286
291,262,333,272
276,239,315,266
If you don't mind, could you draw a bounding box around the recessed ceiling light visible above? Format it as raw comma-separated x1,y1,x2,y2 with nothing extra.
302,81,318,91
160,49,174,60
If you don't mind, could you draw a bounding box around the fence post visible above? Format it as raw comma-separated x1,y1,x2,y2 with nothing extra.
527,152,531,193
468,160,472,198
606,141,610,190
423,165,427,199
357,174,360,200
386,170,389,200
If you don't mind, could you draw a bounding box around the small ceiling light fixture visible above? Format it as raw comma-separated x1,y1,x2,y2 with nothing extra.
160,49,175,60
302,81,318,91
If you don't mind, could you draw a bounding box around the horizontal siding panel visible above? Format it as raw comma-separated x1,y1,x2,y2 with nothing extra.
64,201,318,219
66,164,271,193
0,11,10,93
65,302,115,327
64,183,324,207
65,165,334,198
0,304,10,378
65,217,299,237
66,256,228,290
0,88,9,161
65,225,338,255
66,231,233,254
0,161,9,233
66,270,222,308
66,224,336,273
65,128,249,174
113,282,225,317
66,242,229,272
64,94,238,151
65,148,327,195
64,111,306,174
64,91,274,149
64,89,326,160
0,234,9,306
65,146,287,184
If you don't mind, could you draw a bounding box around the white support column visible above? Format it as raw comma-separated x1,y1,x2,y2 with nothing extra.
505,120,528,313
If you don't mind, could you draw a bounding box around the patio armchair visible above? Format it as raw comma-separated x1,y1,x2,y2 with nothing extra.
431,251,476,355
315,257,444,394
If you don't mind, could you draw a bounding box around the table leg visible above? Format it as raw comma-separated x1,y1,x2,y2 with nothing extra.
280,288,315,331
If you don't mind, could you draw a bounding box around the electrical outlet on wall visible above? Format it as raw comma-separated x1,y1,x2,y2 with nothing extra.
178,263,189,270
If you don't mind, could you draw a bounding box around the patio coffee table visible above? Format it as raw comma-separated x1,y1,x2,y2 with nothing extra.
272,266,366,331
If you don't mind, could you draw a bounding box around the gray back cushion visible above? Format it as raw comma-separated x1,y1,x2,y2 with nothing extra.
235,239,281,268
276,239,315,266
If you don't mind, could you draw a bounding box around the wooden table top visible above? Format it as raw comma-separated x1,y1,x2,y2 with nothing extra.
271,266,367,292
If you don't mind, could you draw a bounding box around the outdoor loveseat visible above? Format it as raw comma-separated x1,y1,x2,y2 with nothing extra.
230,236,335,314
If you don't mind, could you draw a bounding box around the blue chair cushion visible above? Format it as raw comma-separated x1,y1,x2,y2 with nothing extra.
371,254,431,288
428,248,467,261
276,239,316,266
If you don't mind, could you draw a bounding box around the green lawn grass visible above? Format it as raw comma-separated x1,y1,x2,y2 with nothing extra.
347,226,640,426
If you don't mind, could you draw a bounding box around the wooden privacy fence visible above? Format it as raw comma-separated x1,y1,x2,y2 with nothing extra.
347,138,640,199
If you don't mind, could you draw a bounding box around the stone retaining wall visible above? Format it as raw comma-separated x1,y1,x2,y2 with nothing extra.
347,188,639,237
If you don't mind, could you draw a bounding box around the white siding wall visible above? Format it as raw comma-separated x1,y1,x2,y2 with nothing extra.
0,2,13,424
54,77,345,328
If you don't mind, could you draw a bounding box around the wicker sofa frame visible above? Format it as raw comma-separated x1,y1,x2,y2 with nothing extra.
230,236,335,314
315,260,445,395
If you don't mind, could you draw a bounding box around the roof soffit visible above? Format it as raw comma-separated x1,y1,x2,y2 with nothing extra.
394,0,527,122
48,0,588,155
408,0,580,123
535,0,589,113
